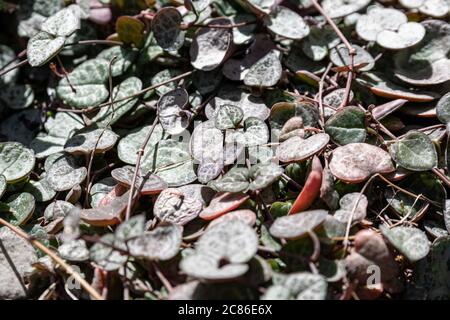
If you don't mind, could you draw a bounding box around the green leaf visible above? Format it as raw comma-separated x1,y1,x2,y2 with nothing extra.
0,142,35,183
27,31,65,67
390,131,438,171
214,104,244,130
2,192,35,226
325,106,366,145
45,154,87,191
23,179,56,202
117,123,165,165
92,76,142,126
381,225,430,262
97,46,138,77
262,272,327,300
128,223,182,261
263,6,309,40
244,50,282,88
436,92,450,124
64,128,118,155
190,18,232,71
116,16,145,48
269,209,328,239
153,188,204,225
56,59,109,109
41,6,80,37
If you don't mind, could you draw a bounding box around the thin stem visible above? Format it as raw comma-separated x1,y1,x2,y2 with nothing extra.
84,56,117,208
310,0,355,55
0,59,28,78
56,55,76,94
343,174,377,252
432,167,450,188
65,40,124,46
281,173,303,190
153,263,173,293
186,21,255,29
310,0,355,109
125,116,159,220
308,230,321,262
83,70,194,114
0,218,103,300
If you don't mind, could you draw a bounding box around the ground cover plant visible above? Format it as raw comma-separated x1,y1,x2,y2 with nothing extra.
1,0,450,300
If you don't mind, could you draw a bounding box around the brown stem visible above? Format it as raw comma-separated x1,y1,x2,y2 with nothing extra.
125,116,159,220
84,70,195,114
0,59,28,78
185,21,255,29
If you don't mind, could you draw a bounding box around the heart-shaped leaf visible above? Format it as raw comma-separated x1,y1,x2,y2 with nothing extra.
394,20,450,85
322,0,371,18
190,18,232,71
64,128,118,155
117,123,165,165
208,209,256,229
244,50,282,88
59,239,89,262
330,143,394,183
142,140,197,187
92,77,142,126
111,166,167,195
325,106,366,145
377,22,425,50
56,58,109,108
128,223,182,260
262,272,327,300
263,6,309,40
2,192,35,226
196,220,258,263
356,7,407,42
214,104,244,130
44,200,74,221
329,44,374,71
381,225,430,262
45,153,87,191
89,233,128,271
153,188,204,225
80,190,130,226
152,7,185,51
27,31,65,67
0,142,35,183
269,209,328,239
277,133,330,163
23,179,56,202
41,6,80,37
333,193,368,224
116,16,145,47
390,131,437,171
97,46,138,77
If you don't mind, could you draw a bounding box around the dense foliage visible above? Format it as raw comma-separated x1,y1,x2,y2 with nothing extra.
1,0,450,300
